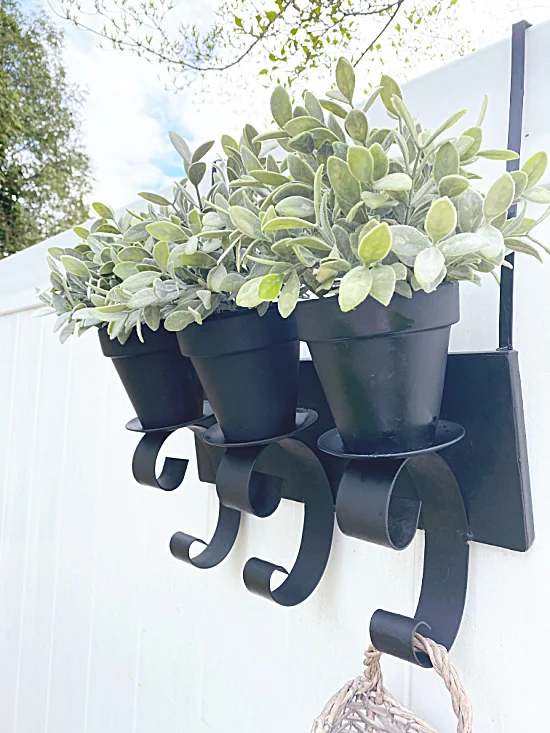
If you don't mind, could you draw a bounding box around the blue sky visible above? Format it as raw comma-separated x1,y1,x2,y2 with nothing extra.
31,0,550,211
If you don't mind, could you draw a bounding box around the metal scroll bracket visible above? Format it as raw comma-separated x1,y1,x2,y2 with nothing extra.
127,409,241,570
207,414,335,607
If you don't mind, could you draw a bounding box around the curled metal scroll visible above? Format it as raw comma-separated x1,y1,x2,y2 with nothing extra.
169,425,241,569
216,438,335,606
132,430,190,491
336,453,470,666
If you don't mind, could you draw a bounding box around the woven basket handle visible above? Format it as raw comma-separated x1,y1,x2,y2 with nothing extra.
364,634,473,733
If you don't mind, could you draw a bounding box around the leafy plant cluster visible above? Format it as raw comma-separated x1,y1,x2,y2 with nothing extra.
39,57,550,341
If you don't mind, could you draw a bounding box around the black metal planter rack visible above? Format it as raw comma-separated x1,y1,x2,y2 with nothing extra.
123,20,533,668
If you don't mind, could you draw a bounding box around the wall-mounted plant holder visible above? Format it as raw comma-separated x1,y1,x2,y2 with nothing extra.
126,396,335,605
118,19,535,667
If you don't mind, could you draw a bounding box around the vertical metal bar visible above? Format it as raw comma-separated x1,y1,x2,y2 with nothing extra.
499,20,530,350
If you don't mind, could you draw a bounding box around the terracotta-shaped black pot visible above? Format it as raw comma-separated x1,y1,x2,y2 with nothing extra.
177,308,299,442
99,325,203,430
295,283,460,454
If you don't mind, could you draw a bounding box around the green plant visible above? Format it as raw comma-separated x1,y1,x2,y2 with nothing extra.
221,58,550,315
37,132,280,341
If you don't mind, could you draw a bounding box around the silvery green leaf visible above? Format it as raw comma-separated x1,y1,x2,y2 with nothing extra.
370,265,397,306
370,143,389,180
240,145,262,172
505,238,544,262
522,186,550,204
288,131,314,154
335,57,355,104
362,86,382,114
219,272,246,292
278,270,300,318
164,308,195,331
425,197,457,243
358,222,392,266
138,192,171,206
424,109,467,148
169,131,191,163
250,170,290,186
455,135,475,157
146,221,187,242
391,262,408,280
380,74,402,115
284,116,321,137
438,175,469,198
347,146,373,183
236,276,263,307
372,173,412,192
127,288,161,308
362,192,390,209
144,306,161,331
153,240,169,271
460,127,483,159
206,263,227,292
345,109,368,143
177,251,217,267
188,162,206,186
457,187,484,233
327,113,346,143
263,216,312,232
414,248,446,292
338,266,372,312
119,271,158,293
191,140,215,164
391,225,431,266
345,200,365,223
119,246,147,262
92,201,115,220
293,244,318,267
196,289,212,310
434,142,460,184
391,96,418,144
484,172,515,221
288,154,315,185
229,205,263,238
61,255,90,279
522,152,548,188
478,149,519,161
510,170,529,199
327,156,360,205
320,99,347,119
122,221,150,243
275,196,315,218
476,224,504,260
303,91,324,123
439,232,489,257
395,280,413,298
271,85,293,128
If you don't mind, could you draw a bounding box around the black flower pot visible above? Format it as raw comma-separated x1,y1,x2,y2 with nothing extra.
295,283,460,454
99,325,204,430
177,308,300,442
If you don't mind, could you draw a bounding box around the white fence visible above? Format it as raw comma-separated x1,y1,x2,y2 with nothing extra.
2,22,550,732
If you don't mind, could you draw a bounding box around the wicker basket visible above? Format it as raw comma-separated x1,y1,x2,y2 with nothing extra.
311,635,472,733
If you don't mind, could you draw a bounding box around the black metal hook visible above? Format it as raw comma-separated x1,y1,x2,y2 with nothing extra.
215,438,335,606
336,452,469,667
132,430,190,491
169,424,241,569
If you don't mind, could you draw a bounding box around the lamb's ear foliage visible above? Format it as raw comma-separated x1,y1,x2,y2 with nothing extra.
40,59,550,340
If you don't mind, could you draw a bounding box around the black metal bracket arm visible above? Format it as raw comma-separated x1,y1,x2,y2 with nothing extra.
127,410,241,570
214,436,335,606
335,452,470,667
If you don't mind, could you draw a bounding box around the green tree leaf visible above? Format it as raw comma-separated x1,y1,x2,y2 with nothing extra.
61,255,90,279
370,265,397,306
236,276,263,307
347,146,373,183
327,156,360,204
278,270,300,318
258,273,283,300
433,142,460,184
380,74,402,115
146,221,188,241
153,240,169,271
522,152,547,188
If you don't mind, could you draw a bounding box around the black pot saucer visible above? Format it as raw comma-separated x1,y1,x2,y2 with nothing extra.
317,420,465,460
202,407,318,448
125,401,214,434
